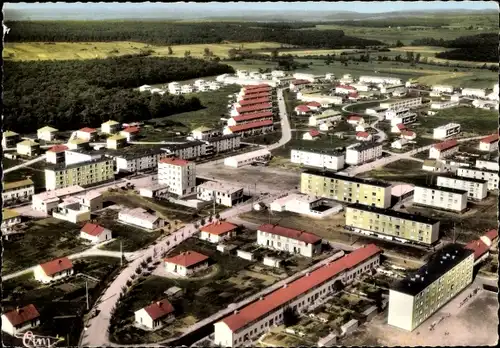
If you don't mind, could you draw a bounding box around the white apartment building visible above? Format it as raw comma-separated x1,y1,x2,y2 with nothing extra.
115,148,170,173
197,181,244,207
297,92,343,106
390,113,417,126
291,149,345,171
413,184,468,213
257,224,322,258
204,135,241,155
379,84,406,94
213,244,382,347
335,85,356,95
380,97,422,110
181,84,194,94
168,82,181,95
162,141,206,160
359,76,402,85
118,207,166,230
293,73,323,83
433,123,461,140
479,134,499,152
385,108,410,120
461,88,486,98
472,99,498,110
428,139,459,160
436,175,488,200
345,143,383,166
350,83,370,92
457,167,499,191
3,179,35,205
475,159,499,172
158,157,196,197
432,85,454,93
271,70,286,78
64,149,103,166
224,149,271,168
430,100,460,110
308,111,342,126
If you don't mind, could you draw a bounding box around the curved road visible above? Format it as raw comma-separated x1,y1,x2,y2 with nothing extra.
3,155,46,174
342,98,390,143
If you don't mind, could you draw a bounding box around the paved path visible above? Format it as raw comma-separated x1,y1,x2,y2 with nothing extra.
267,87,292,151
3,155,46,174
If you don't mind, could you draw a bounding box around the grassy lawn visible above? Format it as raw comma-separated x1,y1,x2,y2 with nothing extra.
110,236,276,344
244,130,282,145
2,257,121,347
357,159,435,186
3,41,285,61
272,132,358,158
156,84,240,130
413,107,497,138
3,218,88,274
3,158,46,192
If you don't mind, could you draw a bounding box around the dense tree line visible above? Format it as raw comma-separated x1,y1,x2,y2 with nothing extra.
4,57,234,133
5,21,383,48
411,33,498,63
332,18,449,28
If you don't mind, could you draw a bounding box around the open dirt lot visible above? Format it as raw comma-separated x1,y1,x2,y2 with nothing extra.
339,279,498,346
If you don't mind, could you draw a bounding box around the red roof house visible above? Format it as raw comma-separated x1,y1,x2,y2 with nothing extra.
291,79,310,86
401,130,416,140
306,101,322,108
81,223,105,236
465,239,490,261
219,244,381,333
356,131,371,140
295,105,311,114
483,229,498,243
480,134,499,144
47,145,68,153
78,127,97,134
227,119,274,134
232,111,274,123
396,123,407,131
201,221,238,236
432,139,458,152
258,224,321,244
142,299,175,320
121,126,140,134
159,157,190,166
35,257,74,283
239,97,271,107
236,103,273,114
164,251,209,268
80,222,111,243
2,304,40,332
347,115,363,124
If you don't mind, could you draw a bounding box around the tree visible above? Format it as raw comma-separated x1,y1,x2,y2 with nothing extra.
415,52,421,63
184,50,191,58
395,40,404,47
167,46,173,55
283,307,299,327
203,47,211,57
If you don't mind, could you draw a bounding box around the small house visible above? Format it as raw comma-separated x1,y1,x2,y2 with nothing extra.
16,140,40,157
120,127,140,142
67,138,90,150
101,120,121,134
303,129,321,141
76,127,98,141
134,299,175,331
319,122,332,131
391,138,408,150
306,101,322,111
295,105,312,116
199,221,238,244
34,257,74,283
192,126,215,140
391,123,407,134
356,131,372,141
1,208,22,236
37,126,58,141
107,134,127,149
1,304,40,336
118,208,166,231
347,116,364,125
2,131,21,148
164,251,209,277
80,223,112,244
400,130,416,140
46,145,68,164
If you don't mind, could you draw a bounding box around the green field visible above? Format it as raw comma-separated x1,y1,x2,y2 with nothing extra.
2,41,286,61
413,107,497,138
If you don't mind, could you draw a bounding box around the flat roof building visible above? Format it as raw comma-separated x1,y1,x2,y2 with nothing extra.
413,184,468,213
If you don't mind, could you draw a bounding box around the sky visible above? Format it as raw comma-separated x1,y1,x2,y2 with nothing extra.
5,1,499,14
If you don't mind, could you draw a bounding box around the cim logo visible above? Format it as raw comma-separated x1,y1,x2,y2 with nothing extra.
15,331,65,348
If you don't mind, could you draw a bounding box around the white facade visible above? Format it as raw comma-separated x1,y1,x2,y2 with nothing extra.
461,88,486,98
118,208,165,230
101,121,121,134
475,159,499,172
293,73,321,83
158,159,196,196
433,123,461,140
80,227,112,244
413,185,467,212
197,181,244,207
64,150,102,166
34,262,74,284
1,307,40,336
168,82,181,95
428,142,458,160
380,97,422,110
3,180,35,205
335,86,356,95
115,150,170,173
391,139,409,149
390,113,417,126
257,228,321,258
385,108,410,121
345,143,383,165
457,167,499,191
297,93,343,105
308,111,342,126
224,149,271,168
291,149,344,171
436,175,488,200
430,100,459,110
350,83,370,92
432,85,454,94
181,85,194,94
163,141,206,160
164,258,209,277
52,198,91,224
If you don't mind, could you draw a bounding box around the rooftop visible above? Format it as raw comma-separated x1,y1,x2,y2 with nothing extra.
164,250,209,268
46,157,112,172
292,147,344,157
163,140,205,151
415,183,468,195
390,184,415,197
228,119,273,133
258,224,321,244
121,126,140,134
142,299,175,320
38,126,58,132
201,221,238,235
239,97,271,106
198,180,243,194
347,203,439,225
112,146,165,160
81,223,107,236
220,244,381,333
271,193,321,207
432,139,458,151
17,139,39,146
480,134,499,144
120,207,160,223
391,244,473,296
464,239,489,261
437,173,488,184
47,144,69,153
232,111,274,123
39,257,73,276
102,120,119,125
434,123,461,130
225,148,271,161
347,142,383,152
79,127,97,133
68,138,90,145
237,103,273,114
302,169,392,188
3,208,20,220
3,130,19,137
159,157,190,166
32,185,85,202
3,304,40,327
108,134,127,141
3,178,34,191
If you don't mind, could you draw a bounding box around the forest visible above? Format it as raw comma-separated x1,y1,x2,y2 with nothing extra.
411,33,498,62
4,57,234,133
5,21,383,48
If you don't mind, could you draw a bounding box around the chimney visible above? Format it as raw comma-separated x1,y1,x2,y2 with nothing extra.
234,310,239,314
59,260,62,264
157,301,162,306
16,306,20,313
283,283,288,288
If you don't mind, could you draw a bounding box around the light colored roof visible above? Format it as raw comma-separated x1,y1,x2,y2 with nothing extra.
68,138,89,145
192,126,213,133
3,178,34,191
198,181,243,194
120,207,160,223
17,139,39,147
102,120,119,125
79,127,97,133
32,185,85,202
391,184,414,197
37,126,58,133
3,130,19,137
2,208,20,220
272,193,320,207
108,134,127,141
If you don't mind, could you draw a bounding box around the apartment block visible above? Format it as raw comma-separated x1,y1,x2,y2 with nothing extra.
479,134,499,152
291,149,345,171
158,158,196,197
428,139,458,160
197,181,244,207
345,142,383,165
385,107,410,120
65,149,103,166
345,203,440,245
114,147,170,173
359,76,402,85
436,174,488,200
162,141,206,160
44,158,115,191
390,113,417,126
2,179,35,206
413,184,467,213
475,159,499,172
257,224,322,258
430,100,459,110
433,123,461,140
300,170,392,208
457,167,499,191
204,134,241,156
388,244,474,331
380,97,422,110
